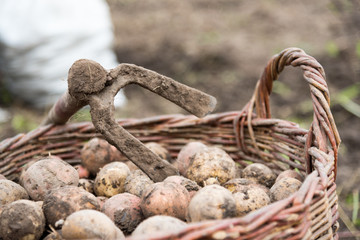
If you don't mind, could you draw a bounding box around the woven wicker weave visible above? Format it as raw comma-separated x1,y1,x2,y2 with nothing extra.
0,48,340,240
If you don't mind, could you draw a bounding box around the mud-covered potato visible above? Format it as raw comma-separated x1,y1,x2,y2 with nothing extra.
187,184,236,222
233,186,270,216
78,178,94,193
0,179,29,205
203,177,220,186
242,163,276,188
270,177,302,202
22,157,79,201
223,178,270,195
163,175,200,197
132,215,187,237
140,182,190,221
276,169,303,183
81,137,122,175
124,170,154,198
102,193,143,234
94,162,131,197
186,147,237,186
145,142,172,162
0,199,45,240
61,209,125,240
177,141,207,176
43,186,100,227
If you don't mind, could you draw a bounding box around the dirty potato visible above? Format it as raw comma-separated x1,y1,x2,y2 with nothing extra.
102,193,143,234
187,184,236,222
42,186,100,227
275,169,303,183
233,186,270,216
61,209,125,240
21,156,79,201
140,181,190,221
94,161,131,197
0,199,45,240
78,178,94,193
81,137,122,175
176,141,207,176
163,175,200,198
242,163,277,188
0,179,29,205
132,215,187,237
124,169,154,198
186,147,237,186
270,177,302,202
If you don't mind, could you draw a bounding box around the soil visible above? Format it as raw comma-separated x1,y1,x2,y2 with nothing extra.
0,0,359,237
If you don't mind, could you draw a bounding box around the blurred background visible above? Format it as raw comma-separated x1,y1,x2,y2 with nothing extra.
0,0,359,237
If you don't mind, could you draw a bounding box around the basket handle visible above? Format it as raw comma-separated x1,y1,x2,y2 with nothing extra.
245,48,340,177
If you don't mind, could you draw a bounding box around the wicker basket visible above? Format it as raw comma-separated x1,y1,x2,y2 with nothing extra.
0,48,340,240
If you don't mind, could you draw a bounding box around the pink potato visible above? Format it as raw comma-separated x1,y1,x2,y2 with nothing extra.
176,141,207,176
102,193,143,234
81,137,123,175
140,182,190,221
22,157,79,201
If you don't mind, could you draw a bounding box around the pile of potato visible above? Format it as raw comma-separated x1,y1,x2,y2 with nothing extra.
0,138,304,239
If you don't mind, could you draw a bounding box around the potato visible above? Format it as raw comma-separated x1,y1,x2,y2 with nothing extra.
270,177,302,202
163,175,200,197
233,186,270,216
223,178,270,195
145,142,172,162
132,215,187,237
102,193,143,234
61,209,125,240
186,147,237,186
97,196,108,210
276,169,303,183
0,199,45,240
43,186,100,227
75,164,90,179
204,177,220,186
81,137,122,175
140,181,190,220
187,184,236,222
21,156,79,201
242,163,276,188
0,174,6,180
78,178,94,193
0,179,29,205
94,161,131,197
124,169,154,198
177,141,207,176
